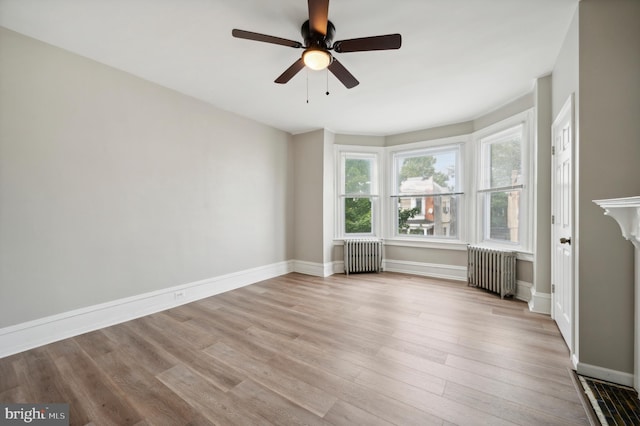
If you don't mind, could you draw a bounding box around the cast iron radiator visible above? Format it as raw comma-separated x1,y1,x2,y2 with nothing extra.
344,239,382,275
467,245,516,299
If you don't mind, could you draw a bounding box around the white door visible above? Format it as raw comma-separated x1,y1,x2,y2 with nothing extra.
552,95,574,350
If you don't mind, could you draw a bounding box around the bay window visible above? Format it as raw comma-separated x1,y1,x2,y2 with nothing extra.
334,109,532,254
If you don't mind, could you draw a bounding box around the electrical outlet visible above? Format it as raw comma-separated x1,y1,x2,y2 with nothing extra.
174,290,185,300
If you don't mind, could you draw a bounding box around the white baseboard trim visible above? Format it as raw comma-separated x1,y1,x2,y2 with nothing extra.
516,281,532,303
528,288,552,315
383,259,467,282
323,261,336,277
0,261,293,358
292,260,334,277
572,354,579,370
339,260,532,303
577,362,634,387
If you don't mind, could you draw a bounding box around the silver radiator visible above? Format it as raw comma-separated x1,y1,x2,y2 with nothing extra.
344,239,382,275
467,245,516,299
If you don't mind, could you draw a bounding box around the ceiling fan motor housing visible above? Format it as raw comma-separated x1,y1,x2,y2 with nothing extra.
301,20,335,49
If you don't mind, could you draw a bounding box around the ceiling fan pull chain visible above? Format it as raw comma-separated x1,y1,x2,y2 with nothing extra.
306,68,309,104
326,68,330,96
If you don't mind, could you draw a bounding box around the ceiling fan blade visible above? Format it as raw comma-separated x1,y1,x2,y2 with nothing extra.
275,58,306,84
232,29,302,48
308,0,329,35
333,34,402,53
328,58,359,89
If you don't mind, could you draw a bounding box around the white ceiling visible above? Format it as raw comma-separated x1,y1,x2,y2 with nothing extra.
0,0,578,136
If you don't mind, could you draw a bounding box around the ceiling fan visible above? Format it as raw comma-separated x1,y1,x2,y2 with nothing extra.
232,0,402,89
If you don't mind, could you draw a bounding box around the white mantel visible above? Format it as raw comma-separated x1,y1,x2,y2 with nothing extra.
594,197,640,248
593,196,640,396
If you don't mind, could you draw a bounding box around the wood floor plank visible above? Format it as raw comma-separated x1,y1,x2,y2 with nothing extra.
144,310,220,350
204,342,338,417
229,379,330,426
267,352,445,426
126,315,244,392
323,399,396,426
13,348,72,403
157,364,271,426
445,353,579,403
356,362,446,396
218,289,315,335
100,323,179,376
93,350,213,425
391,325,574,384
72,329,118,360
224,290,387,358
13,347,91,424
377,345,586,422
354,366,516,426
0,272,589,425
383,335,451,364
291,303,399,336
0,353,21,393
54,346,143,425
401,305,566,344
0,385,32,404
443,381,589,426
186,305,283,363
216,304,302,340
247,326,364,381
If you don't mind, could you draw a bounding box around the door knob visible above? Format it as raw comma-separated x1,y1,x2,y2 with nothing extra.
560,237,572,245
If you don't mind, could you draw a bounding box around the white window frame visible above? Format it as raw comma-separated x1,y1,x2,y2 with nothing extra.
386,136,468,245
473,109,534,252
334,146,383,239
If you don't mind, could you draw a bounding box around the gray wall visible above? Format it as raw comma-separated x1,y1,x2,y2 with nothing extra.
473,93,535,131
322,131,336,265
534,75,553,295
292,129,336,268
0,28,294,327
334,134,385,147
385,246,467,267
552,10,579,119
575,0,640,374
386,122,474,147
292,130,325,264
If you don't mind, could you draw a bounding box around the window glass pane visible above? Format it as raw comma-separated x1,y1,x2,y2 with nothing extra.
345,198,372,234
397,151,456,194
345,158,371,194
487,190,520,243
489,135,521,188
397,195,458,237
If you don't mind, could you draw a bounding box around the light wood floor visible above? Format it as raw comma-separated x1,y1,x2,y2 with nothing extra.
0,272,589,425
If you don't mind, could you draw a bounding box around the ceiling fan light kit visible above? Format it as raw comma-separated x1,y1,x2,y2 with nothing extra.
302,48,331,70
232,0,401,89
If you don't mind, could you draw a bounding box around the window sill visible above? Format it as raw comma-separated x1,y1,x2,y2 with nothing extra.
334,238,534,261
378,238,468,251
470,242,534,261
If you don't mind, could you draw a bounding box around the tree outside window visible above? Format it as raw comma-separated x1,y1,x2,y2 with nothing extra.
343,156,376,235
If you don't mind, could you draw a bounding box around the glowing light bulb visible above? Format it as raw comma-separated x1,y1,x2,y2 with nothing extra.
303,49,331,70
